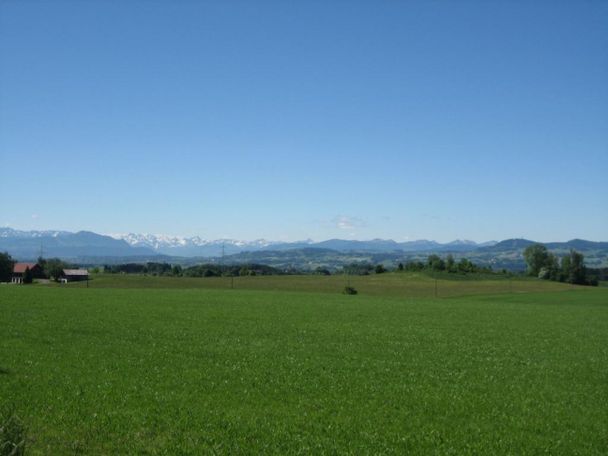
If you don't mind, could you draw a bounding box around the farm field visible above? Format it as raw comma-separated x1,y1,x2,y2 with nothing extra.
1,279,607,454
60,272,577,298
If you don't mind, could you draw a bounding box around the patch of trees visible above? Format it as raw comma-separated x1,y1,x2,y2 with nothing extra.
104,262,174,275
341,256,492,276
38,257,72,281
104,262,284,277
396,255,492,274
183,264,282,277
426,254,492,273
104,263,146,274
341,263,397,275
523,244,596,285
587,267,608,283
399,260,425,272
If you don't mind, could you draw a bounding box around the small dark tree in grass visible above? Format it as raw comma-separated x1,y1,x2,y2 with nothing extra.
375,264,386,274
343,286,358,295
22,267,33,285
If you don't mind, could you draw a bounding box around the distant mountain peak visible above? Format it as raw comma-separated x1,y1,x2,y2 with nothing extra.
446,239,477,245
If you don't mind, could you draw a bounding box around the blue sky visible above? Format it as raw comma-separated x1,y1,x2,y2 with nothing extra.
1,1,607,242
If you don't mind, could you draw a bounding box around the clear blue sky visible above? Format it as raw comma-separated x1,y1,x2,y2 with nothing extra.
1,1,607,242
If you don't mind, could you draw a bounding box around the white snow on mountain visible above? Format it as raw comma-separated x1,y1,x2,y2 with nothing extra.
112,233,281,251
0,227,68,238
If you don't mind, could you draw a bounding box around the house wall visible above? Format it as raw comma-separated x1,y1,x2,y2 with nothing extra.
65,275,88,282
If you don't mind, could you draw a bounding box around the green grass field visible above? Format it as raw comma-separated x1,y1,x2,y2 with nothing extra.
1,276,607,454
63,272,576,298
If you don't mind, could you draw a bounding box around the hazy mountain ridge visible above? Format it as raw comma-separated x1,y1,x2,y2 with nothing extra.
1,228,498,257
0,228,155,258
0,228,606,269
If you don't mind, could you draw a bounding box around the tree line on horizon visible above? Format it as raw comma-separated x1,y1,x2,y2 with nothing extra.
0,249,605,285
102,262,282,277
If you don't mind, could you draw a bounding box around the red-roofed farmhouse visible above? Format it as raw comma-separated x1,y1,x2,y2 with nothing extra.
12,263,43,283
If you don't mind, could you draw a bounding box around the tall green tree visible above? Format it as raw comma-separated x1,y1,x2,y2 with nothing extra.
523,244,550,276
457,258,475,273
22,266,33,284
446,254,455,272
562,249,587,284
427,255,445,271
0,252,14,282
44,258,68,281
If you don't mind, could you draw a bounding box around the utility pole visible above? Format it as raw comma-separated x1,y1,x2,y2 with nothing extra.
434,275,438,298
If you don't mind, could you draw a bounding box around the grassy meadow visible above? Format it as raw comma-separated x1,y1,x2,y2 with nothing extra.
1,275,607,454
67,271,573,298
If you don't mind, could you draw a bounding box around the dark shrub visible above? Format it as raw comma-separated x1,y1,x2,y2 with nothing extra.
342,286,358,295
22,267,33,285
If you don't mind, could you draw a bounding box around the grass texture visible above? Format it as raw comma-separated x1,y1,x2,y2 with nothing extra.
1,283,606,454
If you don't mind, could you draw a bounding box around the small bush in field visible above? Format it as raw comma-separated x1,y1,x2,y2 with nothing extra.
342,286,358,295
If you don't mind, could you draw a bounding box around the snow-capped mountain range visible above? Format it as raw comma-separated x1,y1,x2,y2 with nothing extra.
116,233,489,254
0,227,496,259
118,232,280,250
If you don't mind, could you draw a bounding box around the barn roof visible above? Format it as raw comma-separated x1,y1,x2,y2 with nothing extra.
63,269,89,276
13,263,38,273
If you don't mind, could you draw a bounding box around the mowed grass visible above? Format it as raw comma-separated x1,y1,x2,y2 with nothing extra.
1,284,607,454
65,272,575,299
